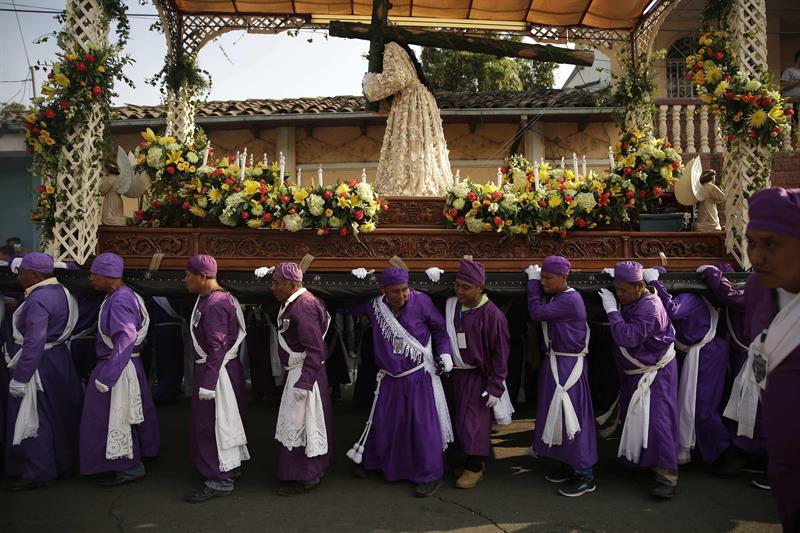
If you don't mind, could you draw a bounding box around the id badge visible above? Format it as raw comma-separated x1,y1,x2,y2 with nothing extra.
392,335,405,354
752,352,767,384
279,318,291,333
457,332,468,350
191,310,202,328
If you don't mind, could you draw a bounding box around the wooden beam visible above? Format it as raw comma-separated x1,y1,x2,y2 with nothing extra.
366,0,391,112
329,22,595,66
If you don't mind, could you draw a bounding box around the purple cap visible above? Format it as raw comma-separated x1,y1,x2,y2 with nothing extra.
456,259,485,285
186,255,218,277
614,261,643,283
747,187,800,239
66,261,80,271
274,262,303,282
380,267,409,287
542,255,571,276
654,266,668,274
90,253,124,278
20,253,54,274
715,263,735,273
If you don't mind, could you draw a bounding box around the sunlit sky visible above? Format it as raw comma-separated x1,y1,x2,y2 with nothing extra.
1,0,572,108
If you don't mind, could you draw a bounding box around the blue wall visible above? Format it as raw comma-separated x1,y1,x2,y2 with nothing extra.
0,155,40,251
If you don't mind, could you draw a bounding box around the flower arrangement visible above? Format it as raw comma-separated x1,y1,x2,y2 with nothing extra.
686,30,794,152
31,181,57,242
444,180,521,238
303,179,388,237
612,130,682,213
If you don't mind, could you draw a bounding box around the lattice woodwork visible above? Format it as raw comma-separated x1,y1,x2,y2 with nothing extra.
51,0,109,263
722,0,771,269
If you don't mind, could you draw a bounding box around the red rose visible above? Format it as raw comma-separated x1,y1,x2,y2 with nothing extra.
762,98,772,107
44,108,56,120
564,195,573,203
576,218,586,228
76,62,86,72
224,178,234,185
455,216,465,226
672,161,681,169
786,108,795,116
774,127,783,134
559,184,567,191
726,133,735,142
182,200,190,209
91,86,102,96
653,186,663,198
26,146,34,154
500,166,507,174
491,191,502,201
169,196,179,205
213,168,222,176
151,199,161,208
229,155,237,163
281,195,290,204
263,213,273,222
31,127,40,135
381,203,389,211
493,216,503,226
623,167,632,175
323,190,333,200
84,54,94,62
538,200,547,208
750,130,758,138
339,227,349,236
684,72,694,81
715,52,724,61
134,210,144,222
47,71,54,79
725,92,734,101
37,185,46,193
348,179,358,188
622,144,629,151
560,229,567,239
166,166,175,174
355,210,365,221
447,208,458,217
58,101,69,110
639,190,647,199
241,211,250,220
466,192,477,202
625,190,635,199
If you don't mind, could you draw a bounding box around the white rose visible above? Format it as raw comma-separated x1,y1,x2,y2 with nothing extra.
284,213,304,232
355,182,374,203
452,198,466,210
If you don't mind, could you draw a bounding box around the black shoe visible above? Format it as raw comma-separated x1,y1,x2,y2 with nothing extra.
100,474,144,488
415,478,442,497
545,465,575,484
3,478,56,492
652,481,677,499
751,474,771,491
277,481,320,497
184,486,232,503
558,476,596,498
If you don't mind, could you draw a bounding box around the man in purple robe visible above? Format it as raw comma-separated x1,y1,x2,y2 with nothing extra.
740,187,800,532
597,261,679,499
184,255,250,503
270,262,333,496
5,253,82,490
348,267,454,497
79,253,160,486
644,267,730,467
527,256,597,497
443,259,509,489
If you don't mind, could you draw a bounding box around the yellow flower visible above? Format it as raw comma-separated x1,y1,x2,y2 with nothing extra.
713,80,729,97
360,222,376,233
189,166,196,173
177,161,190,171
39,131,55,146
705,66,721,83
335,183,350,195
141,128,158,142
337,196,350,208
768,105,785,122
324,208,333,217
221,183,230,190
97,66,105,73
699,94,713,104
471,200,480,209
693,70,705,86
166,150,183,165
54,73,70,87
45,185,54,194
66,53,77,61
208,187,222,203
243,180,260,196
189,206,206,218
247,219,263,229
137,154,145,164
548,197,562,208
292,188,309,204
747,110,767,128
157,135,176,146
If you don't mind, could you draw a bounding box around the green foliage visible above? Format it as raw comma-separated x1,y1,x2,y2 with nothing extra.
597,49,664,132
420,34,555,92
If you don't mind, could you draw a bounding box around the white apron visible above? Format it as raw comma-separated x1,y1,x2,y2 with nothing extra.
274,288,332,458
444,296,514,425
8,283,78,445
97,291,150,460
675,297,719,464
190,292,250,472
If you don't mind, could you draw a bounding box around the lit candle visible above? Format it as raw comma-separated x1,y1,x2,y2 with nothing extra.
533,164,540,191
318,165,324,187
361,168,367,184
609,146,615,168
297,167,302,188
496,167,502,187
560,156,565,170
279,152,285,183
573,153,579,177
582,155,587,177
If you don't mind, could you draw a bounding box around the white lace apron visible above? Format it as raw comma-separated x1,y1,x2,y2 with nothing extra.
675,297,719,464
724,290,800,438
346,296,454,464
617,343,677,464
444,296,514,425
8,284,78,445
190,293,250,472
539,300,590,448
97,292,150,460
274,288,332,458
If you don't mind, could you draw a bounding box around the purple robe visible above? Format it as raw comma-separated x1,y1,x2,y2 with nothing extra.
5,283,83,481
446,298,509,457
351,291,452,483
189,290,247,480
79,286,160,475
703,269,767,455
276,290,333,482
608,292,679,470
650,280,730,464
528,282,597,470
746,276,800,531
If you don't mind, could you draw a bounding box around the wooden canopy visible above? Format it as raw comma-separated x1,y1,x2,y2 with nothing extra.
171,0,661,31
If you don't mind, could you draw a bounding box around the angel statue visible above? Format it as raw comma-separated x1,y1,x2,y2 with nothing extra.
100,146,149,226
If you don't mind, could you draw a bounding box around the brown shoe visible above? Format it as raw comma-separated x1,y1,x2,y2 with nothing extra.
456,468,484,489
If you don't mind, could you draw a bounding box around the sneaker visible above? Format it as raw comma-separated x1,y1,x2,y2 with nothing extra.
455,468,484,489
558,476,596,498
545,465,575,484
277,481,320,497
651,481,677,499
184,486,232,504
751,474,771,491
414,478,442,497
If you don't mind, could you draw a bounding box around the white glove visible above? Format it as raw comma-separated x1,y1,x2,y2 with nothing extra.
697,265,714,273
198,387,216,400
254,266,275,278
425,267,444,283
10,257,23,274
351,268,375,279
294,388,308,401
525,264,541,281
53,261,68,270
440,354,454,373
642,268,659,283
598,288,618,314
9,379,26,398
94,379,110,393
601,267,615,278
483,392,500,408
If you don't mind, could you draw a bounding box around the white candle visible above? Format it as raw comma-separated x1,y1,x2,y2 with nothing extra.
582,155,587,177
279,152,285,183
560,156,565,170
240,148,247,180
249,153,254,168
297,167,302,188
533,165,540,191
318,165,324,187
201,143,209,167
262,153,268,167
540,157,544,165
609,146,615,168
496,167,502,187
455,169,460,184
572,153,579,177
361,168,367,184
